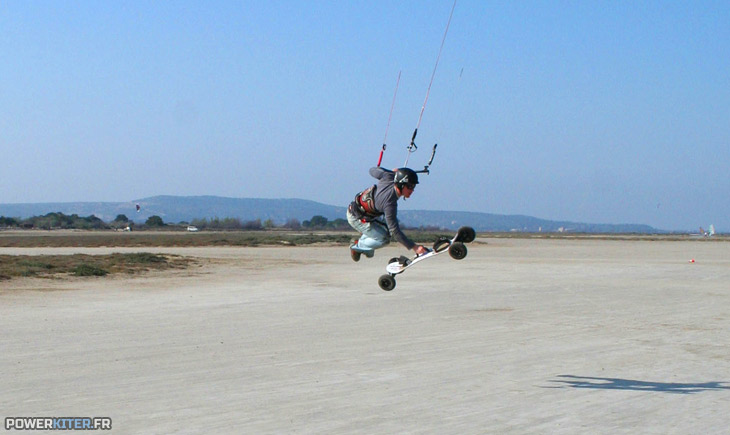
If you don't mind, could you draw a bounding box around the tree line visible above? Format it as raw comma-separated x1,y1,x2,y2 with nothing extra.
0,212,350,231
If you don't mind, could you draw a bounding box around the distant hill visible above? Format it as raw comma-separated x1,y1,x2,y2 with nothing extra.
0,195,660,233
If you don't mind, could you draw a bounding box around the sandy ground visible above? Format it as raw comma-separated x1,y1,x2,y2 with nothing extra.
1,238,729,434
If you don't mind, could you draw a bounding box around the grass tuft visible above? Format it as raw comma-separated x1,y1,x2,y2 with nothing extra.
72,264,109,277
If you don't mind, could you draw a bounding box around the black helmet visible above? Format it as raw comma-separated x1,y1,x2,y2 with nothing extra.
394,168,419,189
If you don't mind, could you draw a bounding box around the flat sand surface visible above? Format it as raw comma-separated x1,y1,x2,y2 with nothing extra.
2,238,729,434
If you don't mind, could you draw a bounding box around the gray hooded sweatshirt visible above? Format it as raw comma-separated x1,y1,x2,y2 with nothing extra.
349,167,415,250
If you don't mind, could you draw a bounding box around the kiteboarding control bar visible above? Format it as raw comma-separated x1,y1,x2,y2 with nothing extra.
415,144,437,174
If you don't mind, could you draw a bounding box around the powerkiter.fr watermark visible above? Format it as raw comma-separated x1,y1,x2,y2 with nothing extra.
5,417,112,431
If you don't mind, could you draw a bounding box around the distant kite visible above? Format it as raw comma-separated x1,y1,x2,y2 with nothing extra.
136,204,141,213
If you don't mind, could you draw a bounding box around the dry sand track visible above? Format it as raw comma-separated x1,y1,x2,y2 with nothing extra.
2,239,729,433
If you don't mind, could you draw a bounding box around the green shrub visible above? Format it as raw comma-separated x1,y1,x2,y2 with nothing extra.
72,264,108,277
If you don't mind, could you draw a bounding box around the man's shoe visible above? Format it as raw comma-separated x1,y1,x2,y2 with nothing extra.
350,245,361,262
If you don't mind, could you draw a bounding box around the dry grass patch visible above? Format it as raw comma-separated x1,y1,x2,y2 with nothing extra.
0,253,195,280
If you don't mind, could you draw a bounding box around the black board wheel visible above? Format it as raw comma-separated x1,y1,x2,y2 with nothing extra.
378,274,396,291
456,226,476,243
449,242,468,260
388,257,400,264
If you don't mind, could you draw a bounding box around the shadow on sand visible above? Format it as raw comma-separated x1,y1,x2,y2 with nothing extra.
547,375,730,395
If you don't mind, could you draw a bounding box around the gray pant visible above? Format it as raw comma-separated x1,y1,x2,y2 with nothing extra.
347,210,390,256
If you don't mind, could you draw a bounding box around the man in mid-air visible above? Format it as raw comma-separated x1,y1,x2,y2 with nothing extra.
347,167,428,261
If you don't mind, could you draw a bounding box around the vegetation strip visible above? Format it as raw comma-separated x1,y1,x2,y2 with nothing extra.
0,231,460,248
0,253,194,280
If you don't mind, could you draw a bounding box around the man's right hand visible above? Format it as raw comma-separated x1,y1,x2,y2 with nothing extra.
414,245,428,256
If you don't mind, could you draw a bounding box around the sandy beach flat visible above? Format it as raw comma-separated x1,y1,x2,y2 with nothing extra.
1,238,729,433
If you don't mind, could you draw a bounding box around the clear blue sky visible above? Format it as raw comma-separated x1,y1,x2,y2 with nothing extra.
1,1,728,231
